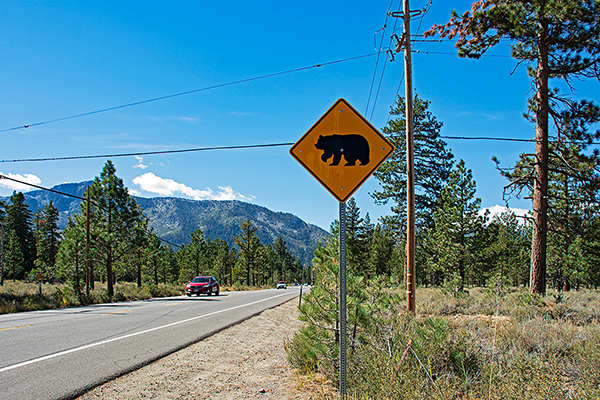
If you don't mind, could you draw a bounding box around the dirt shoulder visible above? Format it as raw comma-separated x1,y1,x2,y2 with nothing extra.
77,298,333,400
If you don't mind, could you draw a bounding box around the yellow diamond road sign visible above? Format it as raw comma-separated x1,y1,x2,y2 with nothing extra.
290,98,394,203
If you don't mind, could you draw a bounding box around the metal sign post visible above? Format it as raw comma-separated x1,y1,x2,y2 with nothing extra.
339,201,347,398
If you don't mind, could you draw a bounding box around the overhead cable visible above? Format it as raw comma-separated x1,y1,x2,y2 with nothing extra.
366,0,395,117
0,142,295,164
0,53,377,133
0,174,181,248
1,137,597,165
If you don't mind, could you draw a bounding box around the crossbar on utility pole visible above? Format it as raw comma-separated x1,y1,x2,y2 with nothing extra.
404,0,416,313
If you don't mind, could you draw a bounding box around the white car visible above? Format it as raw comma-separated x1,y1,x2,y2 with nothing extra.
276,281,287,289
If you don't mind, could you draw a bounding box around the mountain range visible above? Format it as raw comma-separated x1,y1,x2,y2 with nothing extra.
1,181,330,265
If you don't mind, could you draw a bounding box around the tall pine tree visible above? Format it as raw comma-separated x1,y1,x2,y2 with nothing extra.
5,191,35,279
423,160,486,291
233,219,263,286
372,94,454,235
426,0,600,294
34,201,61,280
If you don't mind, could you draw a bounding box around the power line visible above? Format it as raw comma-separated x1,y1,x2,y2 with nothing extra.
0,174,89,202
2,136,597,165
441,135,534,143
0,174,182,248
440,135,600,145
0,53,378,134
0,142,295,164
366,0,396,117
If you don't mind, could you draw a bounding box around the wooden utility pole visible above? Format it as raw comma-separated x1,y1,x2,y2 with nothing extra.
403,0,416,312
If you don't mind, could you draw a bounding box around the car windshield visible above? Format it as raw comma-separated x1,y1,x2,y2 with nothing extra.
192,277,210,283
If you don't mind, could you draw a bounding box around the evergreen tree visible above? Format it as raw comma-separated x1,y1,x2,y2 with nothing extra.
424,160,486,291
5,229,25,281
233,219,263,286
178,229,208,281
206,238,230,285
484,211,531,288
56,218,86,297
372,94,454,235
33,201,61,280
5,191,35,279
271,236,296,282
368,223,399,279
426,0,600,294
66,161,147,296
345,198,373,277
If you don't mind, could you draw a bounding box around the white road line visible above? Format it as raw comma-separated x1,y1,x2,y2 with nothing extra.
0,292,292,374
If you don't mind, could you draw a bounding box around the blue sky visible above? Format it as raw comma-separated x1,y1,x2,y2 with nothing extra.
1,1,597,231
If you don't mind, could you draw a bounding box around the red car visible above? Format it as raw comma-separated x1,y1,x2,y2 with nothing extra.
186,276,220,296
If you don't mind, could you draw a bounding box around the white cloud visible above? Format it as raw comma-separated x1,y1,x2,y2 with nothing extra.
0,172,42,191
480,205,531,222
133,156,148,169
169,116,198,123
132,172,255,202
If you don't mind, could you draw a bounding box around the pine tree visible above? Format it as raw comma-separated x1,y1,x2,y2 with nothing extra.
345,198,373,277
33,201,61,280
5,191,35,279
368,224,398,279
426,0,600,294
271,236,296,282
484,211,531,288
233,219,263,286
66,161,147,296
56,218,86,297
372,94,454,235
206,238,230,285
424,160,486,291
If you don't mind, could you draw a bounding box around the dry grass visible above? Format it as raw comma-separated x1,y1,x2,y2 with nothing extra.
289,286,600,399
0,280,186,313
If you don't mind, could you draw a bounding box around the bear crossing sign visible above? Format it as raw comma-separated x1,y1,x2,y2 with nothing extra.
290,98,394,203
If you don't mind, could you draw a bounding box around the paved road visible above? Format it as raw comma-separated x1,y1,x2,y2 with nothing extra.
0,287,303,400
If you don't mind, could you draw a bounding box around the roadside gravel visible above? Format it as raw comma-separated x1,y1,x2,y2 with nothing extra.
77,297,333,400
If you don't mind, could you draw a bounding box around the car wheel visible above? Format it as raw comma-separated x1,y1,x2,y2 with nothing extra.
186,293,191,297
214,287,220,296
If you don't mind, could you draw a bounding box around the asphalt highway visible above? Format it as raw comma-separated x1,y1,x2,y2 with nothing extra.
0,287,302,400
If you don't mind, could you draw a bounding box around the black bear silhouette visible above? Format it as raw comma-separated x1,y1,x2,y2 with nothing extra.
315,134,370,166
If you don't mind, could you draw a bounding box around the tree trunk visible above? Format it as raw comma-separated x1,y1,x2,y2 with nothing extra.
530,18,549,295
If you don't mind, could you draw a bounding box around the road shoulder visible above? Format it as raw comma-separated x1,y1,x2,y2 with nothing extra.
77,298,313,400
